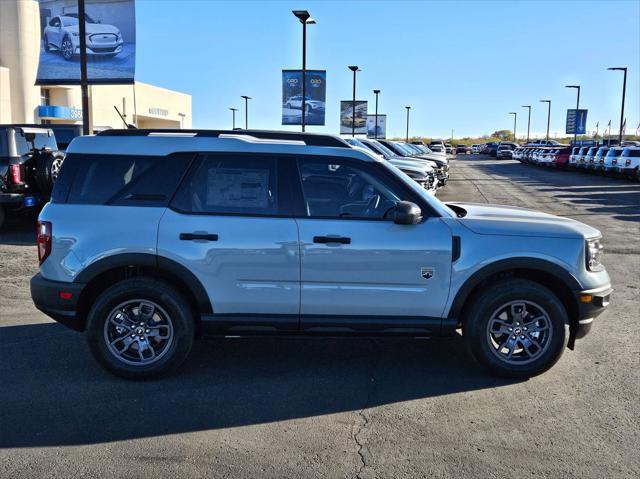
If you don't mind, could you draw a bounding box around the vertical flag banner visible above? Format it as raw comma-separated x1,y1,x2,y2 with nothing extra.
366,114,386,138
36,0,136,85
282,70,326,126
340,100,367,135
565,109,588,135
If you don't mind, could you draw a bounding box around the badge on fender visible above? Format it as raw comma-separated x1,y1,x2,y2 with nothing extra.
421,267,434,280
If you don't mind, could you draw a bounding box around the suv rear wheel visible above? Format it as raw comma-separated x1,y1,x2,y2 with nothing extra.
463,279,568,378
86,278,194,379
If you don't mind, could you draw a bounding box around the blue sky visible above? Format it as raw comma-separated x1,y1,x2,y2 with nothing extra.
136,0,639,139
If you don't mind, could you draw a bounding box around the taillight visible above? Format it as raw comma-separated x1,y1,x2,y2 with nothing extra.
612,159,617,165
9,164,23,184
625,159,631,166
37,221,52,265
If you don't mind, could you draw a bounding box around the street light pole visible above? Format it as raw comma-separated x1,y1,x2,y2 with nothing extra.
607,67,627,142
509,112,517,142
78,0,90,135
540,100,551,143
373,89,380,139
229,107,237,129
348,66,359,137
241,95,251,129
521,105,531,144
565,85,580,145
405,106,411,143
292,10,315,132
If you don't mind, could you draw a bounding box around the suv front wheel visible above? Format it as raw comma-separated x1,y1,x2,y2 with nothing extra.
86,278,194,379
463,279,568,378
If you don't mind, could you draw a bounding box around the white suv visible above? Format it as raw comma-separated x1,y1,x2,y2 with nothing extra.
31,130,611,379
43,13,123,61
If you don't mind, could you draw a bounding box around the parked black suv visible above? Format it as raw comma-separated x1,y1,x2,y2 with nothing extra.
0,125,65,229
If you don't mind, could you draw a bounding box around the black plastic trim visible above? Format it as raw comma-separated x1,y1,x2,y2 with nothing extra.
447,258,583,319
96,129,350,148
30,273,85,331
73,253,213,314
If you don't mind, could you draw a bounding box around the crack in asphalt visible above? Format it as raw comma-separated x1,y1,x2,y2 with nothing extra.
352,339,382,479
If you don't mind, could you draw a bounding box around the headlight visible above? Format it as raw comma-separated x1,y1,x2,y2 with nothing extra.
586,238,604,271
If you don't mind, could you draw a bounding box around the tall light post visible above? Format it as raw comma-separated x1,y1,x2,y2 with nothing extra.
241,95,251,129
521,105,531,144
565,85,580,145
292,10,316,132
607,67,627,142
348,65,360,137
405,106,411,143
229,107,238,130
540,99,551,143
509,112,517,142
373,89,381,139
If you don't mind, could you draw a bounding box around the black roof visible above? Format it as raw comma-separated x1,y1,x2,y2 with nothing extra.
97,129,350,148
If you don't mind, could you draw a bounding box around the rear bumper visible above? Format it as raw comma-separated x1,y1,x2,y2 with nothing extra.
30,273,86,331
573,285,612,339
0,192,42,209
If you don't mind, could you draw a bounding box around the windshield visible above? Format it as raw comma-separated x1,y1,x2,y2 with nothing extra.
63,13,98,24
606,149,623,157
393,142,418,156
363,140,395,158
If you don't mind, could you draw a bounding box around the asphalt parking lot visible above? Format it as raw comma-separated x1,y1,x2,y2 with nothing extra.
1,155,638,478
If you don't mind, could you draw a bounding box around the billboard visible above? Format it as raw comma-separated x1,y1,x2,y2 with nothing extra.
282,70,326,125
566,109,588,135
340,101,367,135
36,0,136,85
366,114,387,139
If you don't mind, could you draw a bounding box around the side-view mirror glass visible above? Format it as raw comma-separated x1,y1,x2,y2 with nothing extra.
393,201,422,225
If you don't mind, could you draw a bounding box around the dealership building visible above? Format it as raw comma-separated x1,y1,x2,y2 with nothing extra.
0,0,192,130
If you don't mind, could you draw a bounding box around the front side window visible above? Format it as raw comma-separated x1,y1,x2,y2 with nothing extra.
172,155,278,216
298,158,413,220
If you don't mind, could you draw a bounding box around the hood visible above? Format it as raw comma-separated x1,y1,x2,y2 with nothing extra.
67,23,120,35
389,158,434,172
448,202,601,239
389,160,432,175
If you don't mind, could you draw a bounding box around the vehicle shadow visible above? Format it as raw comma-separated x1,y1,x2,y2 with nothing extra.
0,322,519,448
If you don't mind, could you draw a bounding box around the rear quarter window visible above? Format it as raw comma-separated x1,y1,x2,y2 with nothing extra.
53,153,194,206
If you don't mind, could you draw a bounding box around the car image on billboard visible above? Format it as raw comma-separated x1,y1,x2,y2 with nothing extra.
282,70,326,126
36,0,135,85
340,100,367,134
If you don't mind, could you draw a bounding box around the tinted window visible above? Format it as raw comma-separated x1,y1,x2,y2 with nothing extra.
298,158,411,220
62,153,192,206
172,155,278,215
623,148,640,157
0,130,7,158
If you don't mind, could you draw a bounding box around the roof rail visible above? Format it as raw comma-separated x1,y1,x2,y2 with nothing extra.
96,129,350,148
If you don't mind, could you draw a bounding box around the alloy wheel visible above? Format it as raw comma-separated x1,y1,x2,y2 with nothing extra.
485,300,553,365
62,38,73,60
104,299,174,366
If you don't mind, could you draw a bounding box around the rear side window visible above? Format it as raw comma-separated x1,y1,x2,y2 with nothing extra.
58,153,193,206
171,154,279,216
623,149,640,157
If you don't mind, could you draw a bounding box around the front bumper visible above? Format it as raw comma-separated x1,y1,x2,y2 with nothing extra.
572,285,612,340
30,273,86,331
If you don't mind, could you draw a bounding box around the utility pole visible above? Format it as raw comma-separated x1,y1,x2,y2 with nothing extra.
522,105,531,144
78,0,90,135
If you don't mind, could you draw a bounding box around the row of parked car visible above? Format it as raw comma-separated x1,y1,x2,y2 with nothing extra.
512,143,640,180
347,138,450,194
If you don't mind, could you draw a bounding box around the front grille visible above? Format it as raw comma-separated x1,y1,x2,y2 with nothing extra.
89,33,118,44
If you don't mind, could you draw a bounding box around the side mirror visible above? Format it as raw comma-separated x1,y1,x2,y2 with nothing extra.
393,201,422,225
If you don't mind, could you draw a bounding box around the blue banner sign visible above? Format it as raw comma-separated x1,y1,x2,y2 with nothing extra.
566,109,588,135
282,70,326,126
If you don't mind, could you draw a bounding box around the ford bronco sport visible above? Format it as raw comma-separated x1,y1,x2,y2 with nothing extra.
30,130,612,379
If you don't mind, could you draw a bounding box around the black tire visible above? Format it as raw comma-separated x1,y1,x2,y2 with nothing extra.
86,278,195,379
43,35,53,52
463,279,568,378
34,151,65,193
61,35,74,61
